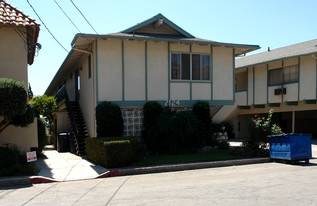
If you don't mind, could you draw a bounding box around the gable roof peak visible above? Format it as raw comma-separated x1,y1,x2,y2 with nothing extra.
121,13,194,38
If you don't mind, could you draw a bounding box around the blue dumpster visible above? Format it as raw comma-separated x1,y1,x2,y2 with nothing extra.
269,133,312,163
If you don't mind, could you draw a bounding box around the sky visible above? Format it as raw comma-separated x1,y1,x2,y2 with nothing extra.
8,0,317,96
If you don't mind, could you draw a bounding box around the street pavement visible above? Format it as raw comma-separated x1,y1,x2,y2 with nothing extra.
1,143,316,205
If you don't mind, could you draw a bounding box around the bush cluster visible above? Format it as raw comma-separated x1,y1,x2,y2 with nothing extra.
0,146,38,177
85,136,138,168
142,101,213,154
96,101,123,137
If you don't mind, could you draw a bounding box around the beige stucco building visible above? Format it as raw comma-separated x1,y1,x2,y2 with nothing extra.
45,14,259,154
214,39,317,139
0,1,40,152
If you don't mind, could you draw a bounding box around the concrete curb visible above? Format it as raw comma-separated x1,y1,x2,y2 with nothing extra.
118,157,270,176
0,176,31,187
0,157,270,187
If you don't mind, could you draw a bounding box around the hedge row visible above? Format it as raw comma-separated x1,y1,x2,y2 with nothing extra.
85,136,138,168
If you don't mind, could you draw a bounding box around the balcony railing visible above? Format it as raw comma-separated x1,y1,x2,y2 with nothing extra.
55,85,67,106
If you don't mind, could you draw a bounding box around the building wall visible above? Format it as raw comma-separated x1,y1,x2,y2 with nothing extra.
213,47,234,100
78,54,95,137
0,118,38,153
300,55,316,100
217,54,317,138
97,39,123,101
236,55,317,106
147,41,168,100
96,39,235,106
0,27,28,84
0,27,38,151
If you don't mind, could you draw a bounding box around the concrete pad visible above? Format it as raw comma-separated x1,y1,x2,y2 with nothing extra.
34,150,109,181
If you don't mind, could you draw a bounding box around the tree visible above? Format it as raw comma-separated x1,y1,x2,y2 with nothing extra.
0,78,35,133
28,83,33,100
31,95,57,133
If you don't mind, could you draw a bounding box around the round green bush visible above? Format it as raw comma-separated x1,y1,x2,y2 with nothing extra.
0,78,27,120
96,101,123,137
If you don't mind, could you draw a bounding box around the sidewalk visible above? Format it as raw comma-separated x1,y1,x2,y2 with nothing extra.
34,149,109,181
0,142,271,187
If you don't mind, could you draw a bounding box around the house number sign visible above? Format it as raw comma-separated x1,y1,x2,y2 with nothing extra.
164,99,180,107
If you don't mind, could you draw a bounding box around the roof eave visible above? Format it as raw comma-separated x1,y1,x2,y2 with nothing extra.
71,33,260,52
236,51,317,70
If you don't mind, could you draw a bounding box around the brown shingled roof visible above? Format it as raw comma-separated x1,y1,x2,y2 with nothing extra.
0,0,38,26
0,0,40,65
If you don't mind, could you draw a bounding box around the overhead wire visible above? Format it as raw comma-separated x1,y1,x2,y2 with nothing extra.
26,0,69,53
69,0,99,35
53,0,81,33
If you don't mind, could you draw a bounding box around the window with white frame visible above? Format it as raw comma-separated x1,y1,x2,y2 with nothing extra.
171,53,211,80
268,64,298,86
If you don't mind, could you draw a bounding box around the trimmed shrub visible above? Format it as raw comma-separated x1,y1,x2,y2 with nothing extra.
0,146,39,177
142,102,163,150
0,147,19,169
37,118,47,154
85,137,137,168
0,78,35,133
0,78,27,120
96,101,123,137
192,101,212,144
142,106,205,154
11,104,35,127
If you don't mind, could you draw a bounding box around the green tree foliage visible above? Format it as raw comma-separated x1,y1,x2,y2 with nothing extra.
96,101,123,137
31,95,57,132
244,109,284,156
28,83,33,100
37,118,47,154
0,78,34,133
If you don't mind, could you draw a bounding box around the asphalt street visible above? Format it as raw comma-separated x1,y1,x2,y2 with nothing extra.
1,146,317,206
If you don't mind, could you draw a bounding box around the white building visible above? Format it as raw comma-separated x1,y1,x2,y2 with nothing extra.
45,14,259,154
214,39,317,139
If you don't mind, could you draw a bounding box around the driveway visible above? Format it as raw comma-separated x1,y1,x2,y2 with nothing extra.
1,144,317,205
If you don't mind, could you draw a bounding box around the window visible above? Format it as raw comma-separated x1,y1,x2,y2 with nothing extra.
88,55,91,79
268,65,298,86
284,65,298,83
171,53,211,81
235,71,247,92
268,68,283,86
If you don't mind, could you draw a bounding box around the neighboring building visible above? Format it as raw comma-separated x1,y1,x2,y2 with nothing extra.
214,39,317,139
0,0,40,152
45,14,259,154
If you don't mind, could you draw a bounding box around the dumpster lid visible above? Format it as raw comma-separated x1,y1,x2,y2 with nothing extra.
268,133,312,138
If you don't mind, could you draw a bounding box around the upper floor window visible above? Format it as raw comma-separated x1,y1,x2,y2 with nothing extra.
235,71,247,92
268,65,298,86
171,53,210,81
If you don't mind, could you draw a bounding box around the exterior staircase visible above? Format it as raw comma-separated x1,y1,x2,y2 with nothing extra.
65,101,89,156
55,85,89,156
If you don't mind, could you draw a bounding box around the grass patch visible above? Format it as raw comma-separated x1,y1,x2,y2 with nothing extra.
132,149,243,167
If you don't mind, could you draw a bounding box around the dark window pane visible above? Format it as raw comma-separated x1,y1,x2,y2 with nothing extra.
235,71,247,92
171,53,180,79
284,65,298,83
201,55,210,80
269,68,283,85
192,54,200,80
182,54,190,80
